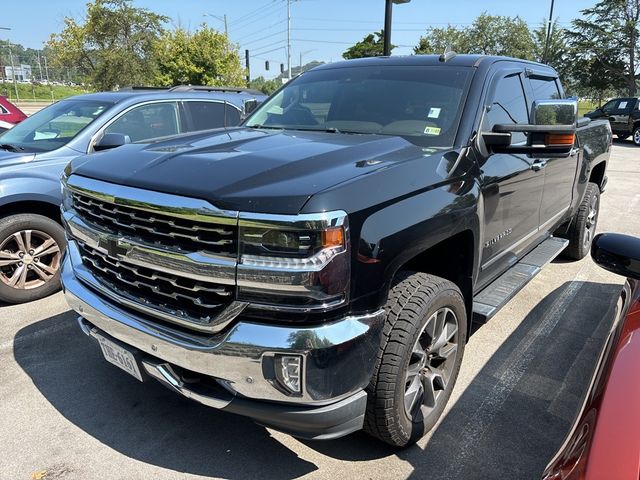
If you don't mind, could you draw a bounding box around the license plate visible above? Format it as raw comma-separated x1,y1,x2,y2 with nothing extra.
96,334,143,382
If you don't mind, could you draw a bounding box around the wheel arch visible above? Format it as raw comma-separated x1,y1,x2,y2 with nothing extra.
588,160,607,192
0,198,62,224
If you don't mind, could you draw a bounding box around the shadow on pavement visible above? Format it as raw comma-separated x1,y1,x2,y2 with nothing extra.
13,312,317,479
299,281,620,479
14,280,621,479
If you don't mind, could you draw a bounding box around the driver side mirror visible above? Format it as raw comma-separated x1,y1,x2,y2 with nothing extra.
483,99,578,156
94,132,131,152
592,233,640,280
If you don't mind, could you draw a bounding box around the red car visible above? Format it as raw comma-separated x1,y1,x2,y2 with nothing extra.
543,233,640,480
0,95,27,126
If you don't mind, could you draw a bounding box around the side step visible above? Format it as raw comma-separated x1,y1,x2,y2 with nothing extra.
472,237,569,323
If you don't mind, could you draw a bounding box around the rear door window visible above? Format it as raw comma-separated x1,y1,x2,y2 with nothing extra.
184,101,231,131
105,102,180,142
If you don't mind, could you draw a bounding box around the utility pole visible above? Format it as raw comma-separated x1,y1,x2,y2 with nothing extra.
543,0,555,64
245,49,250,87
287,0,292,80
37,50,44,82
7,47,19,101
203,13,227,37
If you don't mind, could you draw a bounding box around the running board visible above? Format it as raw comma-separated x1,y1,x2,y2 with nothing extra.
472,237,569,323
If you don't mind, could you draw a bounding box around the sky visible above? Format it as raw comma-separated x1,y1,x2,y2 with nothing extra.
2,0,596,80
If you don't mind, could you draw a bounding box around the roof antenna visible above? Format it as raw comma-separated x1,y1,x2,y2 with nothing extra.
439,45,457,62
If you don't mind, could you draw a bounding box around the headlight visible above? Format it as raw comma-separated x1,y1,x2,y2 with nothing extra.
237,211,349,312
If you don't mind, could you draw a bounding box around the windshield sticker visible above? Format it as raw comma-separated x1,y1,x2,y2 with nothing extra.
424,126,441,136
428,107,441,119
618,101,628,109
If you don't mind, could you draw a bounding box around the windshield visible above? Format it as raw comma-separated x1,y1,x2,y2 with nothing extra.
245,65,472,146
0,99,111,152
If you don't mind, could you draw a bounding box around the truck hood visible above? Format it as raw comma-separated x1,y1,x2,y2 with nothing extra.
69,127,443,214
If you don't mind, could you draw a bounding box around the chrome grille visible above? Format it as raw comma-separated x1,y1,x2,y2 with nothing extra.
78,241,234,325
71,191,237,256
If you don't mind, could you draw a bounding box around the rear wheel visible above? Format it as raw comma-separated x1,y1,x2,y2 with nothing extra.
0,214,65,304
364,272,466,447
562,182,600,260
633,126,640,146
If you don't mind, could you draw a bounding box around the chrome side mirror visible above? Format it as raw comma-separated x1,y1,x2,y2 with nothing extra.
531,99,578,127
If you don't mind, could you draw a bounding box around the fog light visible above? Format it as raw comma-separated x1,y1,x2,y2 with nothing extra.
275,355,303,394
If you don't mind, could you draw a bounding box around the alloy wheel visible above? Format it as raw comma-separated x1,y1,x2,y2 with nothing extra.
583,195,599,249
404,307,459,419
0,229,62,290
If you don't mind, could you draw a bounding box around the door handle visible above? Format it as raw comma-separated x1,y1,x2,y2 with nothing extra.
530,160,547,172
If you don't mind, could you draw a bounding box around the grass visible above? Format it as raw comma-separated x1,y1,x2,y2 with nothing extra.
0,82,91,102
578,100,599,118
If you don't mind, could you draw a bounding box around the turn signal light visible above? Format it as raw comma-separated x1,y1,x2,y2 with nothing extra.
322,227,344,248
545,133,575,146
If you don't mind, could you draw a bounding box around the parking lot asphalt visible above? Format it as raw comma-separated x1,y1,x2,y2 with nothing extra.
1,142,639,480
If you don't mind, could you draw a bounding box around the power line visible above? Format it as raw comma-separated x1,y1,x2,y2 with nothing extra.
252,39,288,55
242,30,288,47
228,2,278,27
234,19,287,43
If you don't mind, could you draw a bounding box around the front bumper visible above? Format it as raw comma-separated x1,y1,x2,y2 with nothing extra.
61,242,385,439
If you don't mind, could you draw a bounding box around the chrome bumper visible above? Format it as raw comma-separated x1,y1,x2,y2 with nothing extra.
61,241,385,406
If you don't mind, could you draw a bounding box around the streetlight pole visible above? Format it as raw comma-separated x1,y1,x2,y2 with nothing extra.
287,0,292,80
7,46,19,101
383,0,411,57
299,49,314,73
203,13,228,36
543,0,555,64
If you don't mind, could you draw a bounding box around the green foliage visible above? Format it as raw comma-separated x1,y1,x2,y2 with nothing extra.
154,25,246,87
47,0,167,90
566,0,640,97
343,30,394,59
414,13,535,59
249,76,281,95
0,82,89,102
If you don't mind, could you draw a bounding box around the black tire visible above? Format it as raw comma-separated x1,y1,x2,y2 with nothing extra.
0,214,66,304
364,272,467,447
562,182,600,260
633,125,640,146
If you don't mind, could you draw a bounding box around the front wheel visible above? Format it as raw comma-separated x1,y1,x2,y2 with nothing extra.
364,272,466,447
633,126,640,146
0,214,66,304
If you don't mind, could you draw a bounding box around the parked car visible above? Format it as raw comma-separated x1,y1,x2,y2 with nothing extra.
60,54,612,446
585,97,640,145
0,86,266,304
0,95,27,126
543,233,640,480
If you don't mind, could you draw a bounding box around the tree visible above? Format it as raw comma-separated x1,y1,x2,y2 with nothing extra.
47,0,166,90
154,25,246,87
414,13,535,60
414,26,468,54
567,0,640,96
249,76,281,95
343,30,394,59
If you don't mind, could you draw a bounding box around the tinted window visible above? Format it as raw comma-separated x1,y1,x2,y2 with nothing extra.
185,101,227,131
483,74,529,144
0,105,8,114
613,98,634,113
530,78,561,101
246,66,473,147
105,102,179,142
225,105,241,126
0,99,111,152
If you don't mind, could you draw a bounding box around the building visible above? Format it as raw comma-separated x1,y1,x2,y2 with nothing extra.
4,64,32,82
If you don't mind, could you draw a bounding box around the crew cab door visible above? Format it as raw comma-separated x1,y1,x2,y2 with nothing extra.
526,75,579,231
476,71,545,287
608,98,636,134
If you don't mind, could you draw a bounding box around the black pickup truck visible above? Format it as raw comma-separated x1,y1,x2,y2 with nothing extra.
59,55,612,447
585,97,640,145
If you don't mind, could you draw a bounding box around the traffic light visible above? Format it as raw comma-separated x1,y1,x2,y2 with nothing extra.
265,61,270,71
280,63,284,74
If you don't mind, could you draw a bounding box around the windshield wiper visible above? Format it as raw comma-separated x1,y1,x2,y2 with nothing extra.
248,125,284,130
0,143,25,152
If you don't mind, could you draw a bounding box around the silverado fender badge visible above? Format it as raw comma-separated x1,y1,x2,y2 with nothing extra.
484,228,513,248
